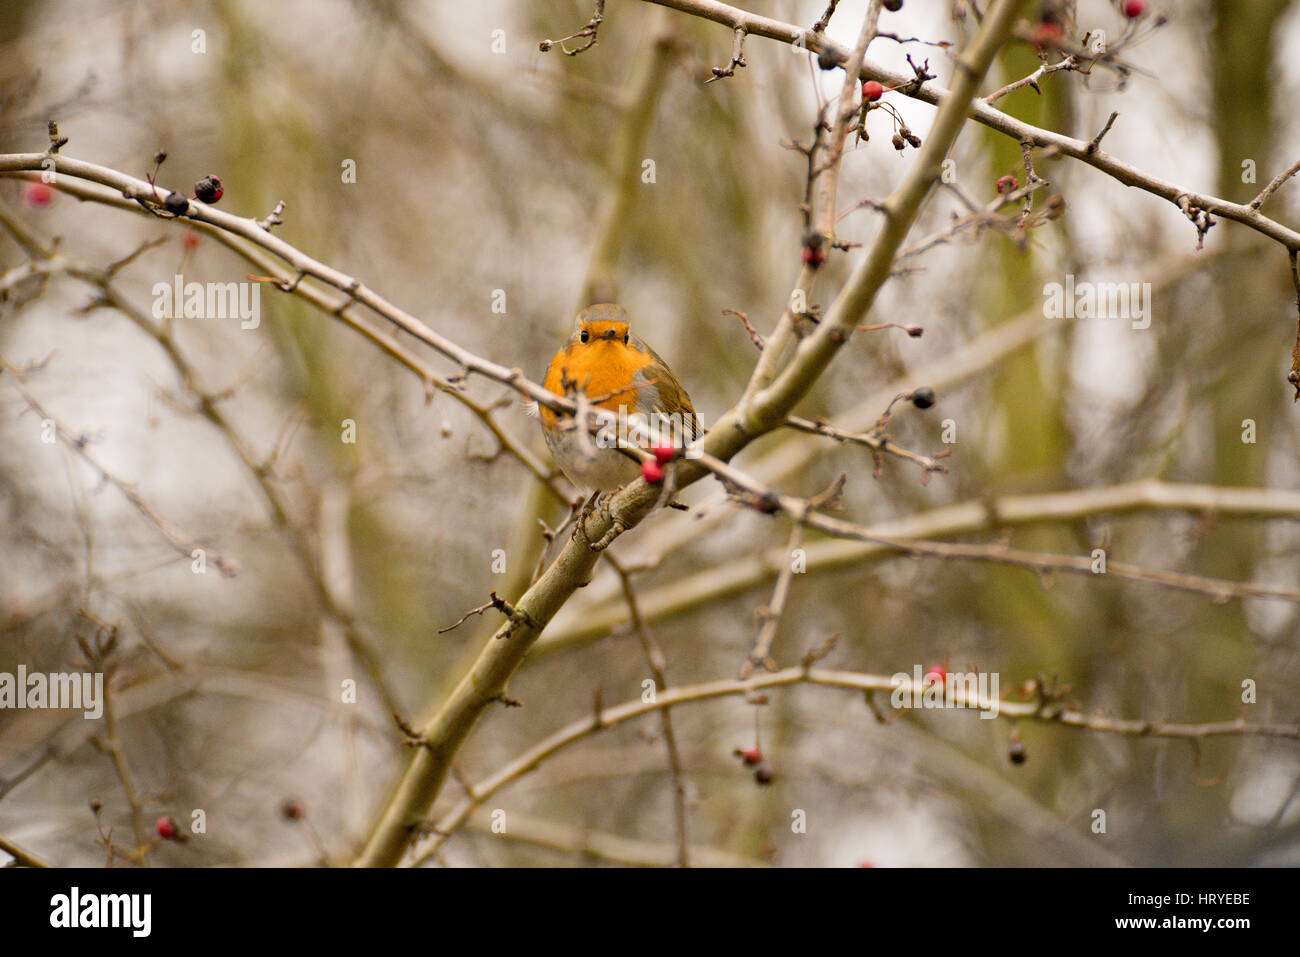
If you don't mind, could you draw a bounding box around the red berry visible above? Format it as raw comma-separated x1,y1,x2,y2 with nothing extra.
1122,0,1146,18
652,442,675,465
924,664,946,684
883,0,903,10
802,246,826,267
641,460,665,484
23,182,54,208
740,747,763,766
862,80,884,102
996,174,1018,194
754,763,774,785
1030,21,1063,46
156,816,179,840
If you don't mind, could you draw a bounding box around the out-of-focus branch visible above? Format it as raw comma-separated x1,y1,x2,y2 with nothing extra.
95,664,151,865
0,665,391,775
0,835,51,868
540,479,1300,651
408,663,1299,863
1289,250,1300,400
462,810,766,867
608,555,691,866
700,447,1300,602
893,176,1053,260
740,522,802,679
0,202,404,716
580,8,680,305
784,413,949,478
0,353,238,577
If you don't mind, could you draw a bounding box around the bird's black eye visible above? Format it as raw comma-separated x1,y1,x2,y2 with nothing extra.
580,330,589,343
623,332,629,344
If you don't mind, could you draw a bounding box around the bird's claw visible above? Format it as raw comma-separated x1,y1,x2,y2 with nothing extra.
572,490,625,552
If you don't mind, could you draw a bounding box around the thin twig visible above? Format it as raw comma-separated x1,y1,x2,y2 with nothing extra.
540,0,607,56
705,26,747,82
694,449,1300,604
740,523,803,678
722,308,765,349
608,556,691,867
0,353,238,577
1086,111,1119,154
1249,159,1300,211
983,55,1077,104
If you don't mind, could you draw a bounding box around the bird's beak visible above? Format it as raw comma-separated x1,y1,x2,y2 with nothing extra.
602,328,618,340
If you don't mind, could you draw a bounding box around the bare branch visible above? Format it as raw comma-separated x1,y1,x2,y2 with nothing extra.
705,26,747,82
409,665,1299,864
0,834,51,868
0,353,239,577
540,0,607,56
1249,159,1300,210
608,556,690,866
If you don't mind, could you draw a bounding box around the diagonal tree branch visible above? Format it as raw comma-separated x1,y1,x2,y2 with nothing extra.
351,0,1030,868
0,834,51,868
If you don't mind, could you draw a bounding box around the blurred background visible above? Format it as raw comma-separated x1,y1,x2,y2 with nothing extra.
1,0,1299,867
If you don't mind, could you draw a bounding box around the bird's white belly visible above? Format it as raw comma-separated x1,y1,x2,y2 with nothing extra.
543,426,642,491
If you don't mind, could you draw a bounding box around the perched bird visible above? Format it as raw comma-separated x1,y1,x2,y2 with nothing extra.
540,303,701,492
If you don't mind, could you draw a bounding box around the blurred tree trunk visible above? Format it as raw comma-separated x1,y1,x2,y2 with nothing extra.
1200,0,1289,670
1152,0,1292,863
976,27,1077,694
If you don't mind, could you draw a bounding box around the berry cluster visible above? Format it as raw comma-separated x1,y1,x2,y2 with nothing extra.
640,442,676,484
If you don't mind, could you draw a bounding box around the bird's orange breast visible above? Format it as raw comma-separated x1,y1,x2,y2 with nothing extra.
541,339,655,428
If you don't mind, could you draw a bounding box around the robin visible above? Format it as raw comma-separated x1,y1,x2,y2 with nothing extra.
540,303,701,496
